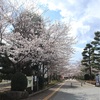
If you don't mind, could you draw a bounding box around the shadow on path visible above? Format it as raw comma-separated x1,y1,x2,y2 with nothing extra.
50,91,85,100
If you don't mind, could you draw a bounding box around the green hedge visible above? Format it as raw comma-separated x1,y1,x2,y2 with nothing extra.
84,74,95,80
11,72,27,91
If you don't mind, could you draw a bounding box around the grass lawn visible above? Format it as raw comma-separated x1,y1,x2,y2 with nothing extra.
44,80,64,89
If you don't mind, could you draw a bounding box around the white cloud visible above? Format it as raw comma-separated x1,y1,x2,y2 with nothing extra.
86,0,100,19
78,40,87,44
69,20,90,37
80,36,93,44
38,0,100,35
74,46,83,52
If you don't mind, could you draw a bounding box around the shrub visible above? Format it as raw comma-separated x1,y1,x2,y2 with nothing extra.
22,67,33,76
11,72,27,91
84,74,90,80
91,74,95,80
75,75,84,80
38,76,44,90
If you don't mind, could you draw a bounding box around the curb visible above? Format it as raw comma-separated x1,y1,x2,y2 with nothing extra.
29,82,60,97
85,82,95,86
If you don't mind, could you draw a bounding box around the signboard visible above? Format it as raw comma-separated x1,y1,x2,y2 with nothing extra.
27,76,33,90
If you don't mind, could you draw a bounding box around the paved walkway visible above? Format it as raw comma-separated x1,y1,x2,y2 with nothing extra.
24,79,100,100
50,79,100,100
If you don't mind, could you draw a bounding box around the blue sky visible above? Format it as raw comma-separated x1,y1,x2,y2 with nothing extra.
10,0,100,63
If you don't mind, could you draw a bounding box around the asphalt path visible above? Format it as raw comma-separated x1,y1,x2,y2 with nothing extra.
50,79,100,100
24,79,100,100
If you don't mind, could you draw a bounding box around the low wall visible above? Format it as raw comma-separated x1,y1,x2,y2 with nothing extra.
0,91,29,100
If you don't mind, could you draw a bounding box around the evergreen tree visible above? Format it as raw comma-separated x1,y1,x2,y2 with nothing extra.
81,43,93,79
91,31,100,69
0,51,15,80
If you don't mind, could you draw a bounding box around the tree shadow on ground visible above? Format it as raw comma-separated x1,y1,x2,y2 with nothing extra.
24,82,85,100
50,91,85,100
49,82,85,100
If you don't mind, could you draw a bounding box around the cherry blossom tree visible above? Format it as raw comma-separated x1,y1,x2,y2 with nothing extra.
0,0,75,82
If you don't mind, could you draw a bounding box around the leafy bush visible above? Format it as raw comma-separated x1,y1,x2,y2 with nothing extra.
84,74,90,80
91,74,95,80
22,67,33,76
11,72,27,91
38,76,44,90
74,75,84,80
0,73,13,80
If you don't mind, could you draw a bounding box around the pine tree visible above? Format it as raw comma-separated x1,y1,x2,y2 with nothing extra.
91,31,100,69
81,43,93,78
0,51,15,80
